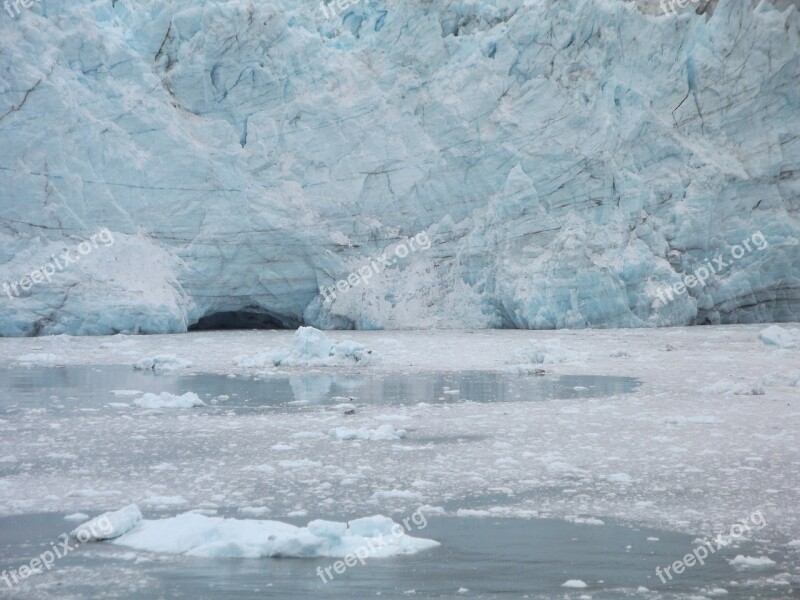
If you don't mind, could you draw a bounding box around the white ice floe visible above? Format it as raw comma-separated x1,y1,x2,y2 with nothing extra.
516,340,586,365
149,463,178,472
759,325,800,349
133,355,193,372
133,392,205,409
238,506,271,517
108,512,439,559
110,389,143,396
607,473,633,484
371,489,423,502
242,464,275,474
238,327,377,368
327,425,407,441
728,555,777,570
71,504,142,541
704,381,767,396
561,579,588,588
64,512,89,522
567,517,605,526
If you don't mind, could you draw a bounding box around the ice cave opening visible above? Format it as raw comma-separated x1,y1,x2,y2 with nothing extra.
188,309,298,331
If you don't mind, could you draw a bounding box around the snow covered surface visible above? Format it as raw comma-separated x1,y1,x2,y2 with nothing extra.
1,0,799,335
108,511,439,558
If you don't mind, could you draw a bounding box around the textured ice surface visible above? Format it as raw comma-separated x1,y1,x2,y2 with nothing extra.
0,326,798,584
258,326,378,366
0,0,798,335
759,324,800,348
327,424,407,440
110,512,439,558
71,504,143,541
132,391,205,409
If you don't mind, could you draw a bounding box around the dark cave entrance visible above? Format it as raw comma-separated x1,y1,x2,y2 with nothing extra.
188,309,300,331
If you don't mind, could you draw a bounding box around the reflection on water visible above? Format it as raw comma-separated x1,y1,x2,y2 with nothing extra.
0,366,639,416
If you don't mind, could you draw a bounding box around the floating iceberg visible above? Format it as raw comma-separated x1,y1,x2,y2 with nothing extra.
759,325,800,349
327,424,408,441
132,392,205,409
133,355,193,372
241,327,377,367
108,512,439,559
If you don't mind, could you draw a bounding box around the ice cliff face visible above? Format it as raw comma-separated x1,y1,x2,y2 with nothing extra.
0,0,798,335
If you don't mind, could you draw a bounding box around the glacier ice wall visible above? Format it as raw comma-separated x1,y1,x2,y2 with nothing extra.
0,0,798,334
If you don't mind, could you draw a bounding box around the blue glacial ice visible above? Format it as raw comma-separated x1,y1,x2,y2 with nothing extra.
0,0,798,334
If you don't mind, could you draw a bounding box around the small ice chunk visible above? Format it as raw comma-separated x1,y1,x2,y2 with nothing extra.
133,392,205,409
759,325,800,349
133,355,193,372
328,425,407,441
271,444,295,451
265,327,377,366
149,462,178,471
64,512,90,522
561,579,588,588
291,326,333,359
704,381,766,396
239,506,271,517
728,555,776,570
371,489,423,502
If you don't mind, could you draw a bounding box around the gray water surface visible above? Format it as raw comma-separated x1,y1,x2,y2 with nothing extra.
0,512,788,599
0,366,639,416
0,367,790,599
